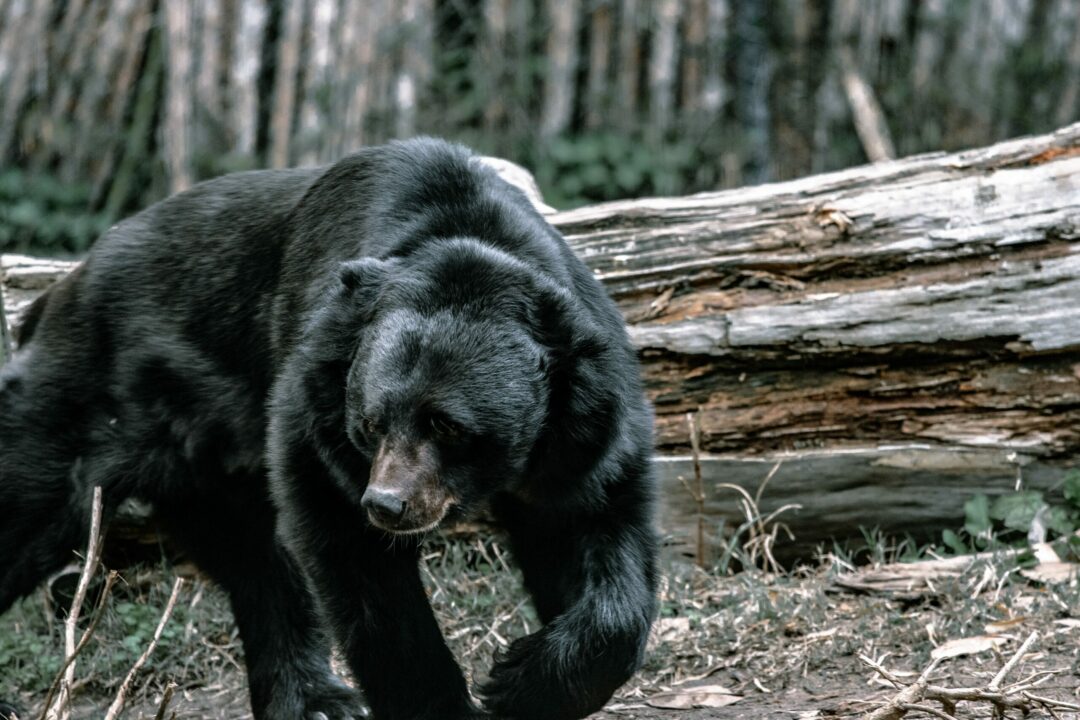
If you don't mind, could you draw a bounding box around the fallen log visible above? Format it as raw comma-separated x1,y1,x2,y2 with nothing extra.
4,124,1080,561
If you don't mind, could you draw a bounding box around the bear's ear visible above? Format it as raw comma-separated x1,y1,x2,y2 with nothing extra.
339,257,391,294
336,258,399,327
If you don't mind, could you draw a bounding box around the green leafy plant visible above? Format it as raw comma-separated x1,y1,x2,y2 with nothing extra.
113,599,180,657
943,471,1080,554
0,599,63,690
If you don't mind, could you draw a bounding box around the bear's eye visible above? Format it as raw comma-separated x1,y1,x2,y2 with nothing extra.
429,414,465,441
360,416,380,436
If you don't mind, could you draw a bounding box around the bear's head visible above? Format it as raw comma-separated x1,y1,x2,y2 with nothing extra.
335,239,614,534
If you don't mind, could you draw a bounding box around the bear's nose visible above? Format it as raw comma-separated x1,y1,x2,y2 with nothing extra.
361,487,407,525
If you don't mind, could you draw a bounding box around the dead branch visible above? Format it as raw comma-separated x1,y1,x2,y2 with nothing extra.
988,630,1039,691
860,632,1079,719
152,682,178,720
684,411,706,568
43,486,105,720
837,46,895,161
37,571,119,720
103,577,185,720
861,656,942,720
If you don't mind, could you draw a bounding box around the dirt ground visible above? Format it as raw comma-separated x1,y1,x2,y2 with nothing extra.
2,535,1078,720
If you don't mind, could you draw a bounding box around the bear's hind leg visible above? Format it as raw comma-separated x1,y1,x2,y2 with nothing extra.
0,376,95,615
155,479,369,720
0,374,114,716
0,475,89,615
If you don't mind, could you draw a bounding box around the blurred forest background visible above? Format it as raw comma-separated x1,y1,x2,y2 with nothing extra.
0,0,1078,255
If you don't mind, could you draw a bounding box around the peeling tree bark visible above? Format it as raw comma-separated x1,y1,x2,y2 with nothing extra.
4,125,1080,560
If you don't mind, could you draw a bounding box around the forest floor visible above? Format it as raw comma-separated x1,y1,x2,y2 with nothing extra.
1,533,1078,720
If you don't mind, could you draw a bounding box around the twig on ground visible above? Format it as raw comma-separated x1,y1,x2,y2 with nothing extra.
862,656,941,720
103,577,185,720
858,654,915,689
38,570,118,720
680,411,707,568
896,703,954,720
152,682,178,720
988,630,1038,691
1023,692,1080,712
42,486,106,720
860,631,1077,719
1002,667,1063,692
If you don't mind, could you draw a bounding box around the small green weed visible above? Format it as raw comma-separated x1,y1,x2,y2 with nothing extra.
0,598,62,691
942,471,1080,555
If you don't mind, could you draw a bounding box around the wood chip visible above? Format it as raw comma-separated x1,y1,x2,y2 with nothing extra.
648,617,691,648
931,635,1008,660
646,684,742,710
1020,561,1079,585
984,617,1028,634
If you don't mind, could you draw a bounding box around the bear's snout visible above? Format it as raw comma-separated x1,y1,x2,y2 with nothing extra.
364,440,454,534
361,487,408,526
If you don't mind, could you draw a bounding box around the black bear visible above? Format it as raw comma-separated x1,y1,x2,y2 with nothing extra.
0,139,658,720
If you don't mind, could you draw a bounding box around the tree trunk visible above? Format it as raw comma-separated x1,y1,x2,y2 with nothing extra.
0,0,49,160
268,0,304,168
540,0,581,139
90,0,154,205
296,0,335,165
732,0,772,184
647,0,680,143
69,0,139,177
196,0,224,137
1053,0,1080,128
583,0,614,131
229,0,266,156
163,1,194,192
837,46,896,162
334,1,383,153
4,126,1080,560
395,0,433,140
615,0,642,131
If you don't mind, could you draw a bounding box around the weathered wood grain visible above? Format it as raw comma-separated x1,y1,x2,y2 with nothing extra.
4,125,1080,559
549,123,1080,461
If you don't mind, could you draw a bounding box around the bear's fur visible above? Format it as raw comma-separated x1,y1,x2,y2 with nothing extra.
0,139,658,720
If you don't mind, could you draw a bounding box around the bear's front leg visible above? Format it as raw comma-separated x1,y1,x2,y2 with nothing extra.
274,456,482,720
484,488,659,720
